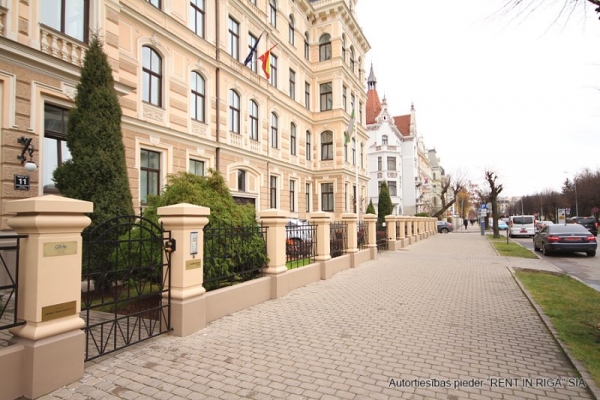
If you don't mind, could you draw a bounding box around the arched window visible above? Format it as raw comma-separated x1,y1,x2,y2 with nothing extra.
269,0,277,27
289,15,295,45
229,89,240,133
190,72,205,122
319,33,332,61
320,131,333,160
142,46,162,107
249,100,258,141
304,32,310,60
306,131,312,160
290,123,297,155
270,112,278,148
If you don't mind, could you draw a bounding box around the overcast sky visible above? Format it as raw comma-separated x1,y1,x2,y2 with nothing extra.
355,0,600,198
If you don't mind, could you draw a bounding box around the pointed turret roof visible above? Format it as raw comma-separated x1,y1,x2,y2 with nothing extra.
365,63,381,124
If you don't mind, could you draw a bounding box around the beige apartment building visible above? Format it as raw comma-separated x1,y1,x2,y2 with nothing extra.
0,0,369,230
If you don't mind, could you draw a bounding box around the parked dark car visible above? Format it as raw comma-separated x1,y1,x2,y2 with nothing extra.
571,216,598,236
533,224,597,257
437,221,453,234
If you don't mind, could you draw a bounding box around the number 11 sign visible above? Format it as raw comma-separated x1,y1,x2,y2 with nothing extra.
14,174,30,190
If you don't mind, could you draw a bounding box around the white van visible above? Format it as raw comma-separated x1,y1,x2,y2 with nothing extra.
508,215,536,238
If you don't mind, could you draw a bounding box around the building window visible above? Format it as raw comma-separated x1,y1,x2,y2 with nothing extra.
306,183,311,212
269,0,277,27
304,32,309,60
191,72,205,122
342,34,346,63
305,82,311,110
321,183,334,212
249,100,258,141
320,82,332,111
289,69,296,100
189,0,205,37
342,85,347,112
352,138,356,165
290,123,297,155
269,54,278,87
350,93,355,113
382,135,388,145
142,46,162,107
320,131,333,160
147,0,160,8
377,157,382,171
388,181,397,196
344,141,347,162
248,33,259,73
270,176,278,208
350,46,355,72
270,112,278,148
189,159,205,176
360,143,364,168
229,89,240,133
228,17,240,61
345,183,348,211
289,15,295,45
41,0,89,42
238,170,246,191
43,104,72,193
306,131,312,160
140,149,161,204
290,180,296,212
387,156,396,171
319,33,332,61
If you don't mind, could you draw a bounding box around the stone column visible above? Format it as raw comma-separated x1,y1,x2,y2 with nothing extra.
158,203,210,337
6,195,92,399
341,213,358,263
405,216,413,244
309,212,332,279
397,216,407,248
257,209,289,299
362,214,377,259
385,215,398,250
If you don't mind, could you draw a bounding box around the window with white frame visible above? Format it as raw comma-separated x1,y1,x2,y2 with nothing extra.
290,180,296,212
269,0,277,27
382,135,388,145
304,32,309,60
321,183,334,212
228,16,240,61
269,54,278,87
142,46,162,107
342,34,346,63
350,46,355,72
248,33,259,73
304,81,311,110
270,175,277,208
290,123,297,155
43,104,72,194
342,85,347,112
306,183,311,212
147,0,160,8
320,131,333,160
319,33,332,61
238,169,246,191
377,157,382,171
191,72,205,122
270,112,278,148
189,159,205,176
229,89,240,133
249,100,258,141
320,82,332,111
41,0,89,42
388,181,397,196
289,69,296,100
140,149,161,204
289,15,295,45
189,0,205,37
387,156,396,171
306,131,312,160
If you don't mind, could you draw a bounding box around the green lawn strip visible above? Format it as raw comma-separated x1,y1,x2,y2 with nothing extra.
286,257,313,269
516,270,600,387
486,234,538,258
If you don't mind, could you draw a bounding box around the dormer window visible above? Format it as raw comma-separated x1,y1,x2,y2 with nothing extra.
382,135,388,145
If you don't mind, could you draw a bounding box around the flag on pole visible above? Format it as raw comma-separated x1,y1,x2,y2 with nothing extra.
243,32,263,67
258,44,277,79
345,108,355,144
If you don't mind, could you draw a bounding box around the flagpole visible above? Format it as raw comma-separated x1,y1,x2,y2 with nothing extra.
354,113,359,224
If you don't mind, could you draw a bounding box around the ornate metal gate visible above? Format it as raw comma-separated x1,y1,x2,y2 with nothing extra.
81,215,175,361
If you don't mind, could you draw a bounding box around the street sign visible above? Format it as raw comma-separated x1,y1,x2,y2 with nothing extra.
481,204,486,209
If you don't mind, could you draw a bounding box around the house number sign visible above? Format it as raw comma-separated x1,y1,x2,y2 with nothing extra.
14,174,30,190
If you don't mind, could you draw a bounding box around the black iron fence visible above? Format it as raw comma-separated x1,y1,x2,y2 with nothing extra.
203,222,268,291
330,221,348,258
0,235,27,334
286,223,317,269
358,221,368,250
376,222,388,252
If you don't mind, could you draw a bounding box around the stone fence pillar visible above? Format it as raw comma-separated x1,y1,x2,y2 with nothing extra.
385,215,398,250
362,214,377,259
257,209,290,299
158,204,210,337
6,195,92,399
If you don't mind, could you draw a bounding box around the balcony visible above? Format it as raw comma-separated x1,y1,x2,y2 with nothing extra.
40,26,86,67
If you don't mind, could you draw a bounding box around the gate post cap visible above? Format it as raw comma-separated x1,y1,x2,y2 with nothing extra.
6,195,93,214
157,203,210,216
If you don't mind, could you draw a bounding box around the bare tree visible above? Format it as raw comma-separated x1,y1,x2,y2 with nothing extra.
432,173,468,219
484,170,504,238
501,0,600,22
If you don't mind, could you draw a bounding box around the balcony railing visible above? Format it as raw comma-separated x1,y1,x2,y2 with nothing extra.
40,26,86,67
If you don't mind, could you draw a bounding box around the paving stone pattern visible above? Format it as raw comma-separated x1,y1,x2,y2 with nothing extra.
41,233,593,399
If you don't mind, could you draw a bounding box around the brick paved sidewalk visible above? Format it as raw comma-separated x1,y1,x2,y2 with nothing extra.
42,233,594,400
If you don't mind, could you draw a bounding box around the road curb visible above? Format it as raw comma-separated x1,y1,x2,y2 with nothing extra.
509,266,600,400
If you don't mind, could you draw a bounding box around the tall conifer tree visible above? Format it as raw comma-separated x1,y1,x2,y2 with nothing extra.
378,181,393,223
54,36,133,228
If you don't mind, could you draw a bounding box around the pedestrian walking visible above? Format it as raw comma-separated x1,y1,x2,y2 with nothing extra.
464,219,468,230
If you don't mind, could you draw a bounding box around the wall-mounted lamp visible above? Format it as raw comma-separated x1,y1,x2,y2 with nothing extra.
17,136,37,172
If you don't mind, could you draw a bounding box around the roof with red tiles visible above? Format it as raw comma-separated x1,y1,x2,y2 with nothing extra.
366,89,382,125
394,115,411,136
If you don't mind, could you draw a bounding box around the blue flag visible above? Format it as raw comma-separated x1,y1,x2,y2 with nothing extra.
244,32,263,67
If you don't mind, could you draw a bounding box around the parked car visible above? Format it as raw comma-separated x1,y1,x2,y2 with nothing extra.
497,220,508,230
509,215,536,238
535,220,554,233
285,219,313,257
437,221,453,234
533,224,597,257
571,216,598,236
